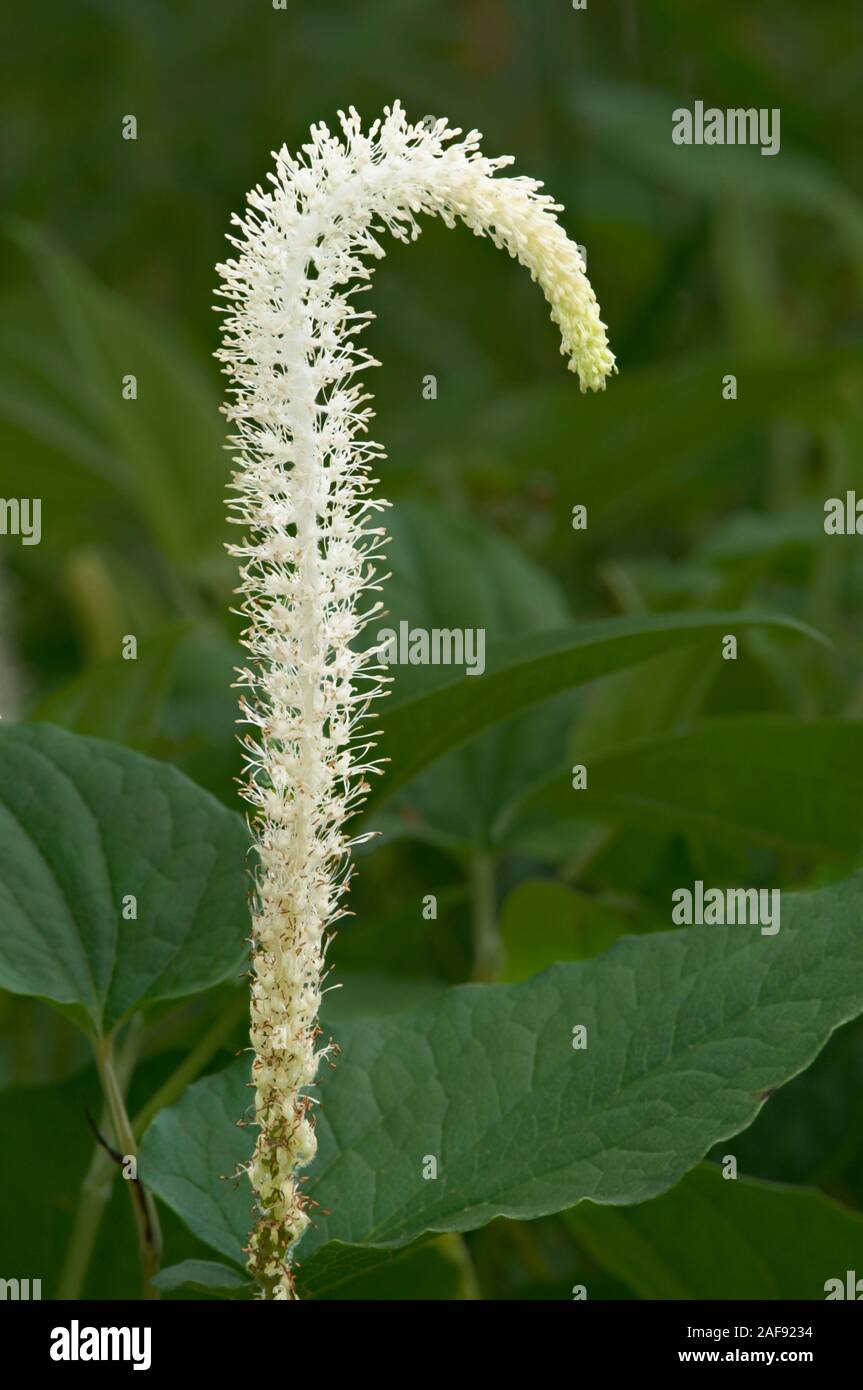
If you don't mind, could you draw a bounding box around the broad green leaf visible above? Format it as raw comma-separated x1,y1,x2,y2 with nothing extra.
150,1239,472,1300
521,716,863,859
151,1261,252,1300
292,1240,426,1300
142,872,863,1269
0,724,249,1035
299,1234,476,1300
567,1163,863,1300
139,1061,251,1264
366,613,819,816
708,1017,863,1203
367,506,819,849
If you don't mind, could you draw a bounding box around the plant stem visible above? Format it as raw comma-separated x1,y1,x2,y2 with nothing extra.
95,1034,163,1300
56,1107,116,1300
56,1021,142,1300
58,1000,240,1301
469,851,501,982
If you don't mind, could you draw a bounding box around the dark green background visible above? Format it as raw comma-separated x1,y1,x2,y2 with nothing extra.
1,0,862,1299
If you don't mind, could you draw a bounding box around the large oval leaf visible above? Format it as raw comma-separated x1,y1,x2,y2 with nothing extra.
141,872,863,1274
0,724,249,1035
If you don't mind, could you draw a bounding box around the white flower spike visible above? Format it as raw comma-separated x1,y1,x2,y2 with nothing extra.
215,102,614,1299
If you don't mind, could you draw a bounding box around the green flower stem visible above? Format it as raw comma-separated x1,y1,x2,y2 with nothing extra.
58,999,244,1300
56,1022,142,1300
56,1107,116,1300
96,1033,163,1300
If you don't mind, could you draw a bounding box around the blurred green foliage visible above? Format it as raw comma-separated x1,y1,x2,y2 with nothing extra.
1,0,863,1300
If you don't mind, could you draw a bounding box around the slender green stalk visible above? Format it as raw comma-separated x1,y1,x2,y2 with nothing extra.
95,1035,163,1300
132,994,247,1140
469,852,501,982
56,1108,116,1300
59,1001,242,1300
57,1021,143,1300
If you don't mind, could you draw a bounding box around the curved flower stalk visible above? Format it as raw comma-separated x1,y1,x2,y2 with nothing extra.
216,101,615,1300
